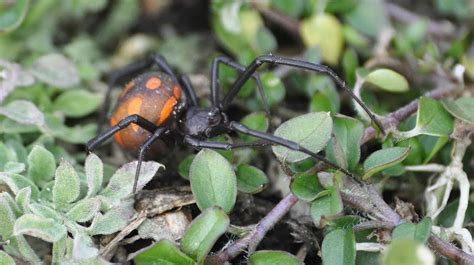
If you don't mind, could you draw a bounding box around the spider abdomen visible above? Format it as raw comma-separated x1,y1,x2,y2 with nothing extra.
110,72,181,154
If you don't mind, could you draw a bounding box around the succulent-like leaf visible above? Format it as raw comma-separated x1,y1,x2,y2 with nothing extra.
310,188,343,227
181,207,229,262
53,160,80,210
365,69,409,93
362,147,410,180
249,250,303,265
392,218,432,244
27,145,56,188
100,161,163,200
236,164,268,194
134,240,195,265
14,214,67,242
273,112,332,163
442,96,474,124
326,115,364,170
322,229,356,265
290,173,324,201
190,149,237,213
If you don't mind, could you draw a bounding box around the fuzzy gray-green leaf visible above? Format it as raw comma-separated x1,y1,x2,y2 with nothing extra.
27,145,56,188
0,251,15,265
0,173,40,200
190,149,237,213
30,53,80,88
0,100,45,126
14,214,67,242
0,193,17,239
53,160,80,210
15,187,31,213
85,153,103,198
66,198,101,223
273,112,332,163
100,161,163,200
87,202,134,235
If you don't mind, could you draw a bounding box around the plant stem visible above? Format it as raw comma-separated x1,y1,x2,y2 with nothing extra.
211,193,298,263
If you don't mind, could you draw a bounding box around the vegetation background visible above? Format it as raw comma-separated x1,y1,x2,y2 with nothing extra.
0,0,473,264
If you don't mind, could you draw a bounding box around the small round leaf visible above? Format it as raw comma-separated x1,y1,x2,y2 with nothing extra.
290,173,324,201
322,229,356,265
273,112,332,163
134,240,194,265
441,96,474,124
29,53,79,89
190,149,237,213
181,207,229,263
365,69,409,93
53,90,102,118
249,250,303,265
362,147,410,180
236,164,268,194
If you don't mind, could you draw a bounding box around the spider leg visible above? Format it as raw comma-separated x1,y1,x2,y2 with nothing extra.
184,136,271,150
87,114,158,151
221,55,385,134
179,75,198,106
228,121,356,178
210,56,270,115
133,127,168,192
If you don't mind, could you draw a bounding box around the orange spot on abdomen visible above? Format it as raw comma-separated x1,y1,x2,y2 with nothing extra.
127,97,143,131
146,77,162,90
158,97,177,125
173,85,181,99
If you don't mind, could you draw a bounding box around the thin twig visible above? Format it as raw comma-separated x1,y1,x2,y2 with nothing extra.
210,193,299,263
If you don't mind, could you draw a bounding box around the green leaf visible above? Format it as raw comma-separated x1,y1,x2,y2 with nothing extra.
290,173,324,201
53,160,80,210
362,147,410,180
29,203,62,221
87,203,134,235
189,149,237,213
0,251,15,265
273,112,333,163
365,69,409,93
13,214,67,242
300,13,343,65
27,145,56,188
399,97,453,138
0,0,29,33
29,53,80,89
249,250,303,265
52,235,67,264
134,240,195,265
100,161,163,200
342,48,359,86
72,232,98,260
66,198,101,223
326,115,364,170
236,164,268,194
0,193,17,239
4,161,25,174
45,114,97,144
344,0,390,37
15,187,31,213
309,92,336,114
441,96,474,124
240,112,269,142
0,173,40,200
422,136,448,164
322,229,356,265
261,72,285,106
178,154,196,180
85,153,103,198
53,90,102,118
310,187,343,227
382,239,434,265
392,218,432,244
0,100,45,126
181,207,229,263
